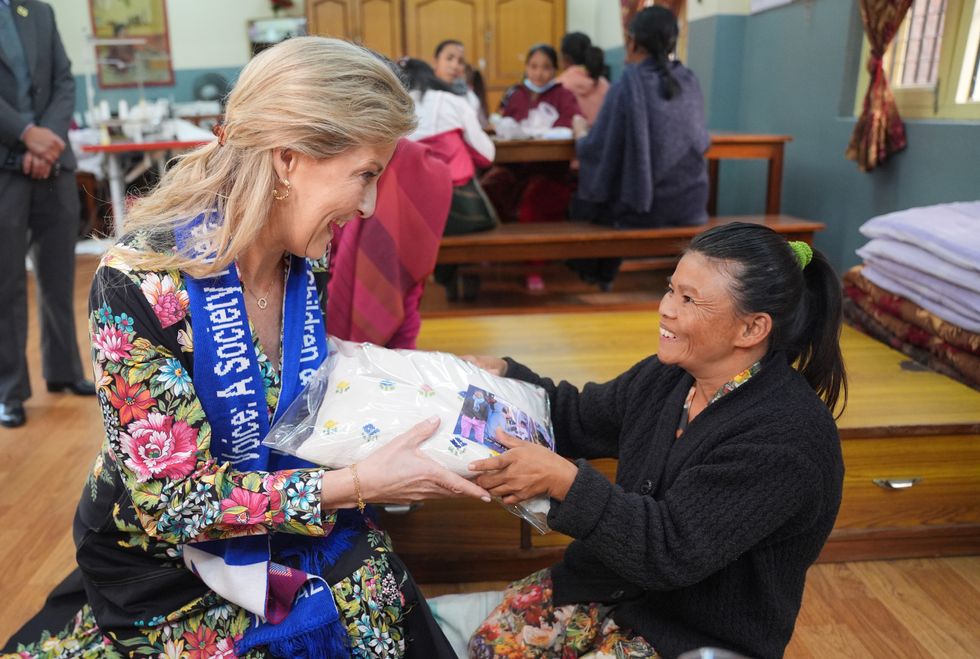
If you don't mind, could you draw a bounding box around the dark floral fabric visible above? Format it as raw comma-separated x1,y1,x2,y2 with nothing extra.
468,569,659,659
4,246,411,658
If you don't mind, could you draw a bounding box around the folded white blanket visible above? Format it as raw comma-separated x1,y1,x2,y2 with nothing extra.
859,201,980,272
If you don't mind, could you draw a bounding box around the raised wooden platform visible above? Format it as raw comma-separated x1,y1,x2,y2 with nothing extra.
379,310,980,582
436,214,824,265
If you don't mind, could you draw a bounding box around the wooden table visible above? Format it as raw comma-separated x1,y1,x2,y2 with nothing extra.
376,310,980,582
492,133,793,215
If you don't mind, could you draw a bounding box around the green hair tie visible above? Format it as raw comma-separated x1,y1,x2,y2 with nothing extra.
789,241,813,270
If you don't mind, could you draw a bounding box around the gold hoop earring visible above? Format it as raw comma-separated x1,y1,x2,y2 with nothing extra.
272,178,291,201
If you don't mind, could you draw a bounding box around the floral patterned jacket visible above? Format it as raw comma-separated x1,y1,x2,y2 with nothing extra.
75,246,412,658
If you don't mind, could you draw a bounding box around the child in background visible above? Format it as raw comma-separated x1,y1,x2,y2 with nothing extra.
433,39,483,118
498,44,581,128
557,32,610,127
481,44,583,291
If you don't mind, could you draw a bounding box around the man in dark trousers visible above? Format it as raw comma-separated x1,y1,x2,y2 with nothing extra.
0,0,94,428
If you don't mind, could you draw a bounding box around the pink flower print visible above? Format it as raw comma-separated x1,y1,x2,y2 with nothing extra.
140,273,190,328
263,478,286,525
92,324,134,363
212,637,236,658
119,412,198,482
221,488,268,526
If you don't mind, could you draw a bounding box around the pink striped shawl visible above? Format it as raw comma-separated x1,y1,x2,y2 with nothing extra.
327,139,452,348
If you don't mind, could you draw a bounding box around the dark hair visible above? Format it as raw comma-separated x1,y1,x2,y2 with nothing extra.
434,39,464,58
629,6,681,100
560,32,606,81
686,223,848,416
525,43,558,69
399,58,453,97
465,63,489,117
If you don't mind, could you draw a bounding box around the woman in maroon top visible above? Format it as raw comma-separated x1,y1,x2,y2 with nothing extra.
481,44,583,291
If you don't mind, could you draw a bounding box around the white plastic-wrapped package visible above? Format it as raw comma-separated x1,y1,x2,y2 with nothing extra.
263,337,556,532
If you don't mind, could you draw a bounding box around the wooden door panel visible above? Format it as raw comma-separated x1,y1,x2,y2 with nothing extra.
360,0,404,57
486,0,565,90
308,0,355,40
404,0,485,68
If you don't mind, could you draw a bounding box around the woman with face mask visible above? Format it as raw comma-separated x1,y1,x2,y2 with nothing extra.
498,44,582,128
481,44,584,291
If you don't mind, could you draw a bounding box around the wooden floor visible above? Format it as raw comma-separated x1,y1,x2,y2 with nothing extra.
1,254,978,657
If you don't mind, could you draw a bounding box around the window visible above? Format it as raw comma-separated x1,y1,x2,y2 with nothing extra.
855,0,980,120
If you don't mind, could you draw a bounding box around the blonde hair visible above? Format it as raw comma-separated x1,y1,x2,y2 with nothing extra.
115,37,416,277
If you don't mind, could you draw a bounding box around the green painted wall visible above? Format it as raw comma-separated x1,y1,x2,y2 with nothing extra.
687,1,980,271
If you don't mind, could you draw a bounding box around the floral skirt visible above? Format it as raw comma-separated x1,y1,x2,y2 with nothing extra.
467,569,659,659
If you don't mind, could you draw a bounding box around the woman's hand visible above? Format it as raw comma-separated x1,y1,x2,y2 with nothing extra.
468,430,578,504
354,417,491,505
572,114,589,140
460,354,508,376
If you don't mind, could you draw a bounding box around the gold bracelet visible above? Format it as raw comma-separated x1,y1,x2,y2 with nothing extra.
349,463,366,513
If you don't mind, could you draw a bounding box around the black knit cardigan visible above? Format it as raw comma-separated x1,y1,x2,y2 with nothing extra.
503,352,844,659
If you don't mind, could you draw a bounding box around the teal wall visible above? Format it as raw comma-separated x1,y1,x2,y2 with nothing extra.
73,67,240,120
687,1,980,271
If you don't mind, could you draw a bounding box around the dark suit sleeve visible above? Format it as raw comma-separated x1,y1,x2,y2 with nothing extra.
37,3,75,136
0,79,28,143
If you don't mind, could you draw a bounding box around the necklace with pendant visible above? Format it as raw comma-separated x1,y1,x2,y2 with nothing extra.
242,257,287,310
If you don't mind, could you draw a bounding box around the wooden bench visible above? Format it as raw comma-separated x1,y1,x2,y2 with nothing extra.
436,214,825,266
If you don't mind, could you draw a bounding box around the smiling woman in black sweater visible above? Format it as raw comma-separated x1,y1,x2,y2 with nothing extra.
465,222,848,659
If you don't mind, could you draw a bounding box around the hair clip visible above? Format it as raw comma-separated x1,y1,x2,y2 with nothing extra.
788,241,813,270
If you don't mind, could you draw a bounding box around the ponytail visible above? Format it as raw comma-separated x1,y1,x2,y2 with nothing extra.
795,250,848,416
629,5,681,100
653,53,681,100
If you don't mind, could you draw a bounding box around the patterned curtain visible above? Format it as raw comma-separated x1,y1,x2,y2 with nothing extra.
846,0,914,172
620,0,685,39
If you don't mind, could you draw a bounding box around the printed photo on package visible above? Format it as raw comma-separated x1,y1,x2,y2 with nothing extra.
453,385,554,452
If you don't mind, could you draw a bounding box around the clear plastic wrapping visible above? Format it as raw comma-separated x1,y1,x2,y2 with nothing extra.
263,337,555,532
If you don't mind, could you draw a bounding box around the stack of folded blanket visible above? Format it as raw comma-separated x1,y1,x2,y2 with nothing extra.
843,201,980,389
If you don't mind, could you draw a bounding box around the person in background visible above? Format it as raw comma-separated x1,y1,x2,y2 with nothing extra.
327,138,453,348
557,32,610,127
497,44,581,128
0,0,95,429
569,6,710,290
3,37,487,658
482,44,583,291
432,39,483,117
400,58,497,301
465,223,847,659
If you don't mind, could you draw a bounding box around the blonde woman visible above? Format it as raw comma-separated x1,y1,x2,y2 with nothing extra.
5,38,486,658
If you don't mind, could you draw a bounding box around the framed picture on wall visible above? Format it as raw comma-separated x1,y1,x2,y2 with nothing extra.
89,0,175,88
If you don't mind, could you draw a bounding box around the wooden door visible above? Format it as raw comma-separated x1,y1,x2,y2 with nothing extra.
308,0,357,41
404,0,487,72
484,0,566,108
358,0,404,58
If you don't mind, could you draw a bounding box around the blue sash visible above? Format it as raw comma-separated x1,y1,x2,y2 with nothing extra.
177,216,355,657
